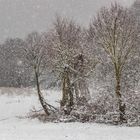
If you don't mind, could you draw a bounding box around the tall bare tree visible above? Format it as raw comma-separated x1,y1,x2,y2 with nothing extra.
89,3,139,123
23,32,50,115
46,16,97,114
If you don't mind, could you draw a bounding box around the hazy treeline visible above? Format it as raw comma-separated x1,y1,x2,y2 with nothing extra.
0,1,139,88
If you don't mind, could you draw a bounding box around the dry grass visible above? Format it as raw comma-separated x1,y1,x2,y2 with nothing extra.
0,87,36,96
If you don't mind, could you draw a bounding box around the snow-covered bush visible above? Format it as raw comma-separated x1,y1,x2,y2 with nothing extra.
70,91,140,126
27,89,140,126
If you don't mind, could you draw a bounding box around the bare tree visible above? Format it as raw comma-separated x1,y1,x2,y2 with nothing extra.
45,17,81,113
89,3,139,123
46,16,97,114
23,32,50,115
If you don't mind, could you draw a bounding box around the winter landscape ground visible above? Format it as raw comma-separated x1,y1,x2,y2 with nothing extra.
0,88,139,140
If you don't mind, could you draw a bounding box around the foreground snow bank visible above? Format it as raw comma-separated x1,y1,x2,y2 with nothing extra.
0,88,139,140
0,118,140,140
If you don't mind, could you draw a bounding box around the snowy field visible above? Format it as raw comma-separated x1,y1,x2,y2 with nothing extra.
0,88,140,140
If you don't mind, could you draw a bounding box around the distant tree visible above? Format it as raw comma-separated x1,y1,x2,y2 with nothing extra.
132,0,140,20
0,38,28,87
89,4,139,123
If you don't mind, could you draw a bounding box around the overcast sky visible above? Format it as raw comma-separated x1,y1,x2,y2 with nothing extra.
0,0,135,42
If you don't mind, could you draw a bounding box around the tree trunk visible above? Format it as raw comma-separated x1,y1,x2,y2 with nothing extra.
34,68,50,116
79,79,90,101
61,73,68,107
73,54,90,102
115,74,126,124
74,83,80,101
61,67,74,114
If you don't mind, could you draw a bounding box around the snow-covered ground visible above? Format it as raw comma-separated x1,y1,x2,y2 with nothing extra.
0,88,140,140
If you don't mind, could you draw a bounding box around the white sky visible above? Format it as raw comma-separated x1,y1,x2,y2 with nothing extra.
0,0,135,42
